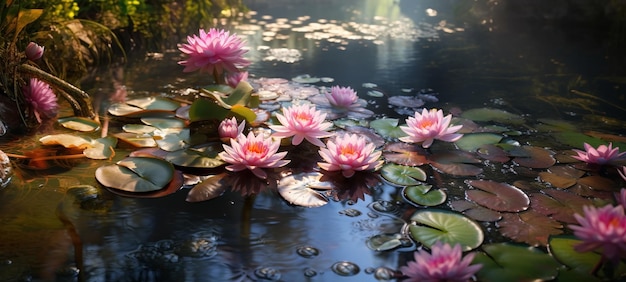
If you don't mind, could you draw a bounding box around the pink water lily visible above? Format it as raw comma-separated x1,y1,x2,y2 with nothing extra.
326,86,358,108
178,28,250,76
318,133,383,178
569,205,626,263
269,104,332,147
400,108,463,148
23,78,58,123
225,71,249,88
400,241,482,282
218,117,245,142
572,143,625,165
25,42,44,61
218,132,289,179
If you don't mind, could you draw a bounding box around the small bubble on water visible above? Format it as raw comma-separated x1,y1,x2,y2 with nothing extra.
254,266,281,281
339,208,362,217
303,267,317,277
364,267,375,274
296,246,320,258
370,200,398,213
331,261,360,276
367,212,379,218
373,267,396,280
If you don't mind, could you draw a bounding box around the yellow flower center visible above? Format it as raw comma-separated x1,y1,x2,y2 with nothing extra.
340,144,357,156
295,111,312,122
419,119,434,128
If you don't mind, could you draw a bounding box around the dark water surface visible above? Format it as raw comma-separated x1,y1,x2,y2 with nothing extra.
1,0,626,281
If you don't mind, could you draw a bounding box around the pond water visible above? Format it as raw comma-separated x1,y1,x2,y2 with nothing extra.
1,0,626,281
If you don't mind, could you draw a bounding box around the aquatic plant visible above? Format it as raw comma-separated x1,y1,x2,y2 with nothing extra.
400,241,482,282
218,132,290,179
572,142,625,165
569,205,626,265
308,85,374,120
269,103,332,147
399,108,463,148
218,117,245,142
317,133,383,178
178,28,251,83
22,78,58,123
24,42,44,61
326,86,358,108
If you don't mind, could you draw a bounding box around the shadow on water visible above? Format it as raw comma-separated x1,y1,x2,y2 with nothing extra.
1,0,626,281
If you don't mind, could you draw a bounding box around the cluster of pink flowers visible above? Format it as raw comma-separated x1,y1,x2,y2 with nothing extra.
178,28,250,85
572,142,625,165
400,241,482,282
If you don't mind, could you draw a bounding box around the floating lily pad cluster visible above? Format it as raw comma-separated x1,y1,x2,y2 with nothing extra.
23,76,626,281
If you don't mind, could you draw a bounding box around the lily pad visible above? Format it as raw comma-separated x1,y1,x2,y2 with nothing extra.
429,150,483,176
83,137,117,160
474,243,561,282
141,117,186,130
455,133,503,152
407,209,484,251
122,124,157,134
39,134,92,150
114,132,157,148
549,235,626,280
155,129,190,152
497,211,563,246
185,173,229,202
108,97,180,117
510,146,556,169
277,172,330,207
95,157,175,193
380,163,426,186
403,184,446,207
460,108,524,124
449,200,502,222
382,142,428,166
369,118,408,139
466,180,530,212
165,143,225,172
530,189,592,224
476,144,510,163
57,116,100,132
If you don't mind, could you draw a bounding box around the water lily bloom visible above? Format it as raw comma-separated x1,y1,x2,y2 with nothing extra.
23,78,58,123
400,241,482,282
218,117,245,142
225,71,249,88
269,104,332,147
326,86,358,108
318,133,383,178
572,143,625,165
25,42,44,60
399,108,463,148
178,28,250,76
218,132,289,179
569,205,626,263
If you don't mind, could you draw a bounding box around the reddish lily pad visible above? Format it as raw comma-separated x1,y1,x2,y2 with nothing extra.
403,184,446,207
511,146,556,169
497,210,563,246
428,150,483,176
578,175,618,192
538,165,585,189
474,243,561,282
449,200,502,222
466,180,530,212
382,142,428,166
530,189,593,224
476,144,510,163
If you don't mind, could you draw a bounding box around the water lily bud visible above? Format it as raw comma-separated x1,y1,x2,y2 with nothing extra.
25,42,44,61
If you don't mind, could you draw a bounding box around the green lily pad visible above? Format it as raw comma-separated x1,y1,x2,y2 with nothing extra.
461,108,524,124
474,243,561,282
113,132,157,148
83,137,117,160
381,163,426,186
57,116,100,132
455,133,503,152
122,124,157,134
126,97,180,111
403,184,446,206
108,97,180,117
369,118,408,139
155,129,190,152
141,117,186,130
165,143,225,171
407,209,484,251
95,157,175,192
552,131,607,148
549,235,626,280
